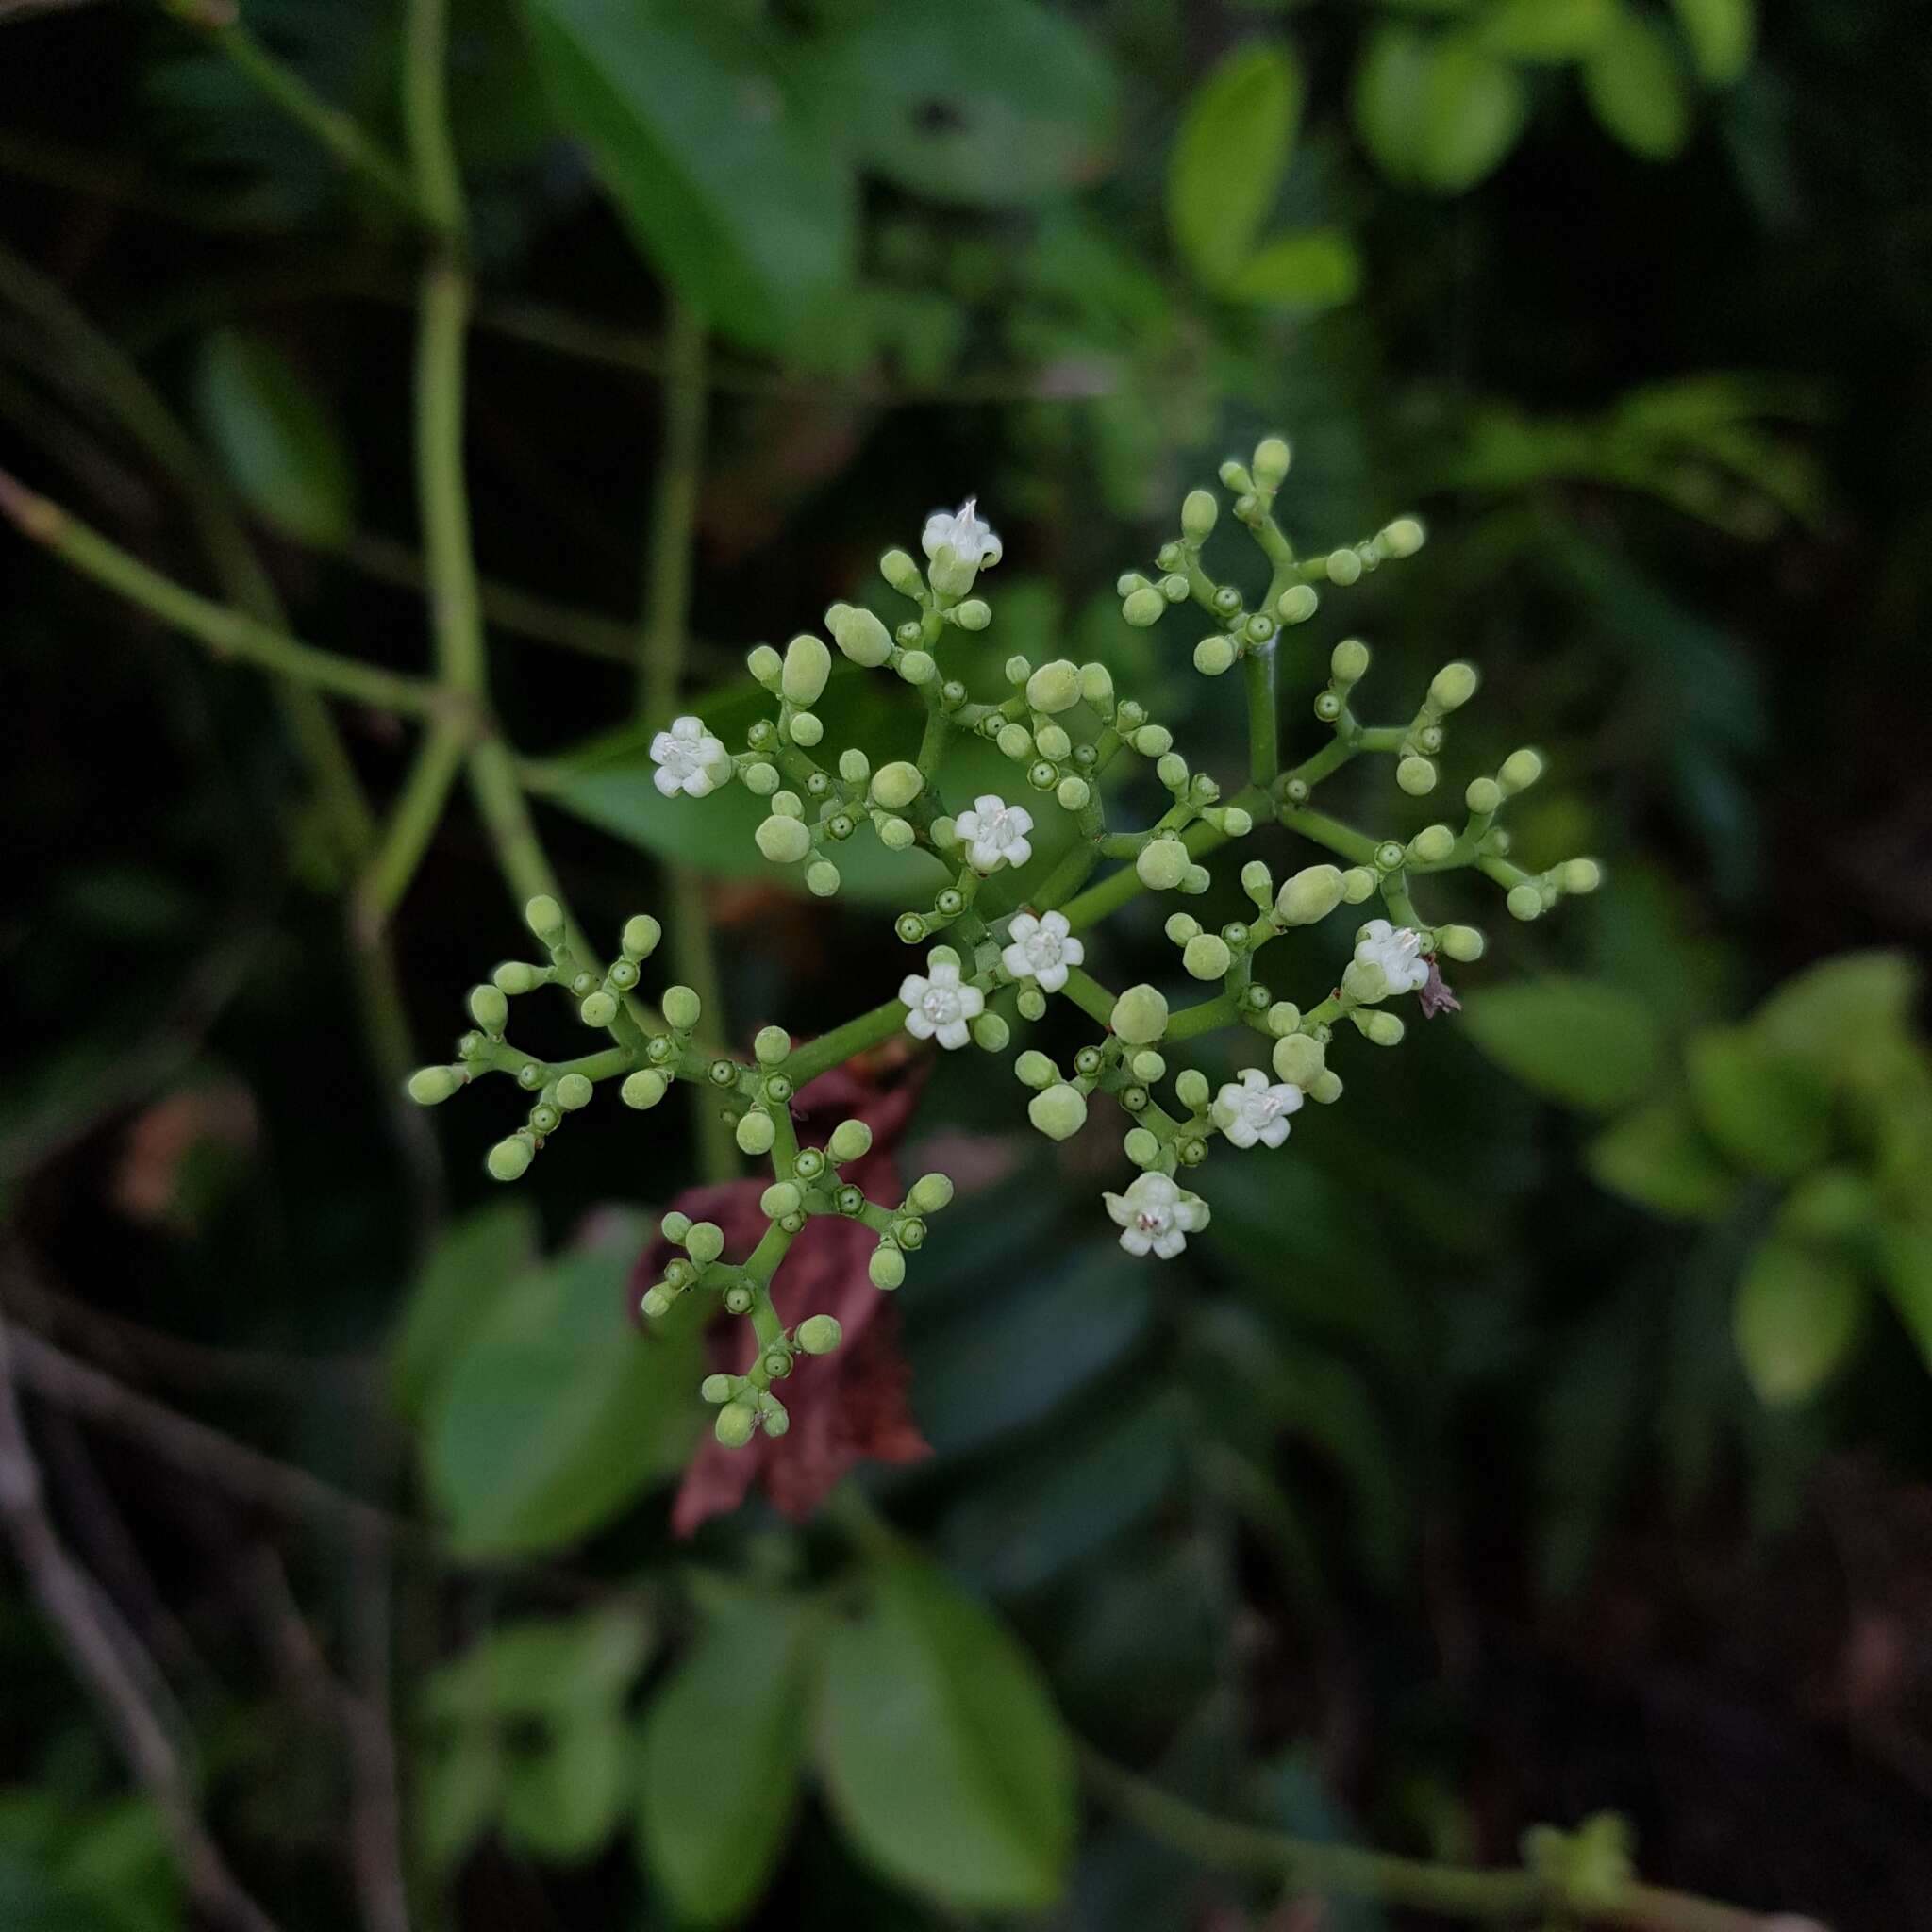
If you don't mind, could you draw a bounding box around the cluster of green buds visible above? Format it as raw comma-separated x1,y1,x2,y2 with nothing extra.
411,435,1603,1447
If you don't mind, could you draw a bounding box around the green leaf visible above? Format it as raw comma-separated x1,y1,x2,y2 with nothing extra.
1475,0,1619,63
1668,0,1756,84
1755,950,1921,1085
427,1608,654,1721
1733,1238,1866,1406
1876,1218,1932,1376
517,0,856,351
1458,977,1668,1113
1685,1025,1830,1178
1586,1092,1739,1220
388,1200,541,1421
811,0,1118,208
424,1218,702,1556
1168,43,1304,290
816,1554,1075,1909
1583,14,1692,159
638,1594,813,1924
1354,26,1527,194
1223,229,1361,311
192,329,355,546
501,1707,628,1863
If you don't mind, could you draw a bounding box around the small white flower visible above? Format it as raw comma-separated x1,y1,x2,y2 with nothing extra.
1001,909,1083,993
921,496,1002,568
1211,1068,1304,1149
649,715,730,799
1354,918,1430,995
897,959,985,1052
1102,1172,1208,1260
954,794,1033,874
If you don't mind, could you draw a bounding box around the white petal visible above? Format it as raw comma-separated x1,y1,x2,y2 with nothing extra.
974,793,1004,816
1103,1191,1131,1227
1035,963,1068,992
649,731,676,762
653,766,683,797
957,986,986,1019
671,715,704,741
936,1019,970,1050
1040,911,1069,939
1224,1120,1257,1148
1059,936,1084,966
898,974,929,1007
1006,837,1032,869
1000,943,1027,980
903,1009,936,1040
1007,806,1034,836
1119,1228,1151,1257
1152,1230,1185,1259
1008,913,1039,942
1260,1118,1291,1148
684,770,714,798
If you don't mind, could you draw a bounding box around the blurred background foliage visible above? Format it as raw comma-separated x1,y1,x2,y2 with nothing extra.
2,0,1930,1927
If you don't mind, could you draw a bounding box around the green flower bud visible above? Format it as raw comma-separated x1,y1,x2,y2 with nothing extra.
1127,724,1169,758
1241,862,1274,907
1266,1000,1302,1036
805,860,841,898
1181,488,1219,541
1122,586,1166,627
493,961,540,996
715,1403,757,1449
892,649,933,686
1276,584,1319,625
1342,958,1388,1005
1174,1067,1210,1111
796,1314,842,1357
1499,748,1544,794
554,1073,593,1111
755,815,813,865
1122,1127,1160,1167
1252,436,1291,489
1164,914,1202,946
407,1066,460,1106
1184,933,1232,980
1219,458,1254,492
1028,1083,1088,1140
828,1119,873,1164
1376,517,1425,558
1025,659,1081,714
1326,547,1362,587
684,1221,724,1267
659,986,700,1033
1507,884,1543,921
777,632,829,708
468,984,508,1033
1410,824,1456,864
758,1184,800,1224
746,642,783,688
1181,864,1211,895
1193,635,1236,676
621,1070,666,1109
1275,863,1345,926
1015,1049,1056,1090
1341,867,1377,903
579,991,619,1028
1464,776,1502,816
660,1211,693,1244
1041,774,1084,816
1308,1069,1344,1104
723,1285,753,1314
971,1011,1009,1052
735,1109,775,1156
486,1135,533,1182
907,1172,954,1215
789,711,824,748
1313,691,1343,723
879,548,924,596
741,761,778,796
1078,662,1114,708
1110,983,1169,1044
819,603,888,670
1429,661,1479,711
1160,574,1189,603
1273,1033,1325,1087
524,894,565,941
700,1374,734,1405
869,1245,906,1291
1137,839,1191,891
1330,638,1370,685
953,598,991,632
1220,808,1254,839
1397,755,1438,796
1435,924,1484,961
639,1287,672,1319
1357,1010,1405,1046
1562,858,1603,894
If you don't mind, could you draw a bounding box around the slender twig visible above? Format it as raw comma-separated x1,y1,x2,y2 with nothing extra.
0,1309,285,1932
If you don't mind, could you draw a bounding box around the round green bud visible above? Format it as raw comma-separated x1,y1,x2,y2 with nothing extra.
579,991,619,1028
760,1402,791,1438
469,984,508,1033
897,649,937,686
1181,865,1211,895
608,960,640,992
1221,807,1255,839
1331,638,1370,684
1194,634,1237,676
838,749,871,787
1165,913,1202,945
1126,725,1167,758
760,1181,801,1219
1181,489,1219,541
864,760,923,813
869,1245,906,1291
1276,584,1319,625
1078,662,1114,708
1465,776,1503,816
1122,586,1166,627
1341,868,1377,903
1160,574,1188,603
524,894,564,941
780,632,832,708
1128,1051,1165,1084
700,1374,734,1405
714,1403,757,1449
621,1070,666,1109
878,815,915,850
1035,723,1072,761
1137,839,1191,891
1074,1045,1104,1077
1117,571,1150,599
791,1146,825,1182
724,1285,753,1315
753,1025,791,1066
995,724,1033,761
708,1058,737,1088
1015,1049,1056,1090
763,1347,793,1380
1219,458,1254,492
1359,1010,1405,1047
936,890,964,919
1110,983,1170,1045
407,1066,459,1107
743,761,780,796
834,1184,864,1217
493,960,540,996
1184,934,1232,980
528,1104,561,1137
662,985,703,1032
805,860,841,898
1308,1070,1344,1105
789,710,824,748
1377,517,1425,558
1025,659,1081,714
486,1136,533,1182
1241,860,1274,903
1397,755,1438,796
1123,1127,1160,1168
828,1119,873,1163
1313,691,1343,723
1437,924,1485,961
555,1073,593,1111
1410,824,1456,865
685,1221,724,1267
823,601,891,668
755,815,813,865
1004,654,1033,687
1057,775,1091,812
1120,1085,1149,1113
1562,858,1603,894
1027,759,1058,792
954,598,991,631
746,642,783,688
971,1011,1010,1053
660,1210,692,1243
1326,547,1362,587
1266,1001,1302,1036
736,1109,775,1156
1273,1033,1325,1088
879,548,924,596
1252,436,1291,489
1157,754,1189,791
1174,1067,1210,1112
1275,864,1345,926
1429,661,1479,711
516,1060,547,1089
1028,1083,1088,1141
1507,884,1544,922
1017,986,1047,1021
798,1314,843,1356
640,1288,672,1319
1499,748,1544,794
907,1172,954,1214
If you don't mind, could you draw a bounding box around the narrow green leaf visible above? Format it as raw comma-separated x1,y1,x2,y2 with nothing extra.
1733,1238,1866,1406
1223,229,1361,311
1668,0,1756,84
500,1708,628,1863
1877,1218,1932,1376
1583,14,1692,160
427,1608,654,1721
1755,950,1921,1087
387,1200,540,1421
1475,0,1619,63
1685,1025,1830,1178
816,1554,1075,1908
1355,26,1527,193
1169,43,1304,289
1458,977,1668,1113
1587,1092,1739,1220
192,329,355,546
638,1595,813,1924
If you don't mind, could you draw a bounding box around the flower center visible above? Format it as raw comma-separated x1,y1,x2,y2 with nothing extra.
921,988,960,1024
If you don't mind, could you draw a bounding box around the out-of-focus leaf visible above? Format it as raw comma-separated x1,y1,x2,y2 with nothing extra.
1354,26,1527,193
1877,1219,1932,1376
0,1860,115,1932
1776,1168,1874,1245
424,1217,702,1555
388,1199,540,1421
1756,951,1920,1087
1459,978,1668,1113
1583,14,1691,160
1169,43,1303,289
1587,1093,1739,1220
816,1554,1075,1908
1223,230,1361,310
1669,0,1756,84
638,1593,813,1924
813,0,1118,208
192,329,355,546
1475,0,1618,63
426,1608,654,1720
516,0,855,350
500,1708,627,1862
1733,1238,1866,1406
1685,1025,1831,1178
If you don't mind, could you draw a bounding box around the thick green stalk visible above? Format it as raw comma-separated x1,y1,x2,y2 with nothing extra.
1243,641,1279,787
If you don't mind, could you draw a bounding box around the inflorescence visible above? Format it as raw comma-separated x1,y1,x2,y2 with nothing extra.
408,438,1601,1450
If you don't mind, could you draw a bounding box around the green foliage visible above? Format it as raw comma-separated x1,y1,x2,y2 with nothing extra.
1459,977,1668,1112
1582,12,1693,159
1168,44,1306,290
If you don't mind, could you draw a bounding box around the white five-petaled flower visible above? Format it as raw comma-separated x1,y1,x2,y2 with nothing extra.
921,497,1002,568
954,794,1033,874
1211,1068,1305,1149
649,715,730,798
898,959,985,1052
1001,909,1083,992
1102,1172,1208,1260
1354,918,1430,995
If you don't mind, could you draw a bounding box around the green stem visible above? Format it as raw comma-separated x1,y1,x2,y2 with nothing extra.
353,717,471,938
1243,643,1279,788
786,1002,908,1091
400,0,463,236
1059,968,1119,1029
1277,803,1379,867
411,261,485,699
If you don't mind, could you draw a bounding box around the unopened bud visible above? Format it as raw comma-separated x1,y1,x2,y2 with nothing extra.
1137,839,1191,891
1123,586,1166,627
1376,517,1425,558
579,991,618,1028
1275,863,1345,925
662,985,702,1032
1181,489,1218,541
1437,924,1485,960
1193,635,1236,676
1410,824,1456,864
1184,934,1231,980
1028,1084,1088,1141
1276,584,1319,625
715,1403,757,1448
828,1119,873,1163
1397,756,1438,796
524,894,564,941
746,642,783,687
907,1172,954,1214
1499,748,1544,794
756,816,812,864
1015,1049,1056,1090
1252,437,1291,489
735,1110,775,1155
1330,638,1370,684
954,598,991,631
1429,661,1479,711
879,549,924,597
797,1314,842,1355
869,1245,906,1291
486,1135,533,1182
1507,884,1543,921
1562,858,1603,894
1357,1009,1406,1046
1272,1033,1324,1088
407,1066,460,1106
1110,984,1169,1044
1326,547,1362,587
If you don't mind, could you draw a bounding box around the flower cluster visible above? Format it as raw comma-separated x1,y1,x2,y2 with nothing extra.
411,436,1603,1448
